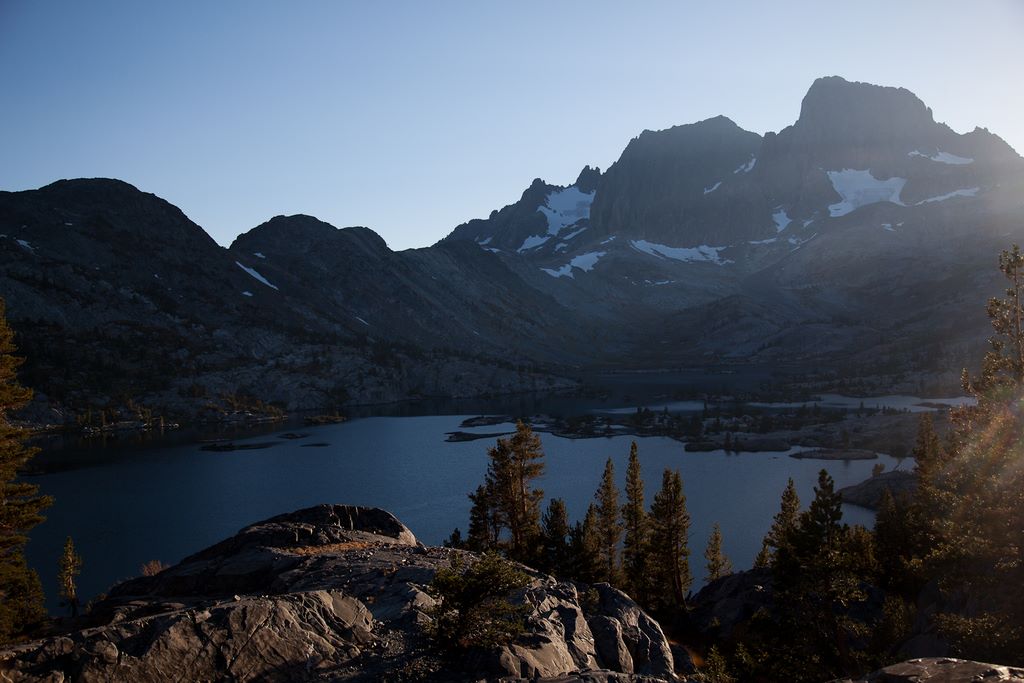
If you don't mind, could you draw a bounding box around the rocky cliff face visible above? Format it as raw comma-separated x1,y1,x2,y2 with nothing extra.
0,505,676,682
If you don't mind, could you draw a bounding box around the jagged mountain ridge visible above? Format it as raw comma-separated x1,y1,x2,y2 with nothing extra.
441,75,1024,371
2,76,1024,419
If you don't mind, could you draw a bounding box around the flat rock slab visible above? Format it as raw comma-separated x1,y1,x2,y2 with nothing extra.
836,657,1024,683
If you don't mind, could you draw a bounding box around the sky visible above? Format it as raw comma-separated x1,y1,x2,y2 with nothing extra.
2,1,1023,251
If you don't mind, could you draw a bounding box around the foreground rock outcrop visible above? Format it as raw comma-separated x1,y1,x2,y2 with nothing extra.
0,505,675,682
834,657,1024,682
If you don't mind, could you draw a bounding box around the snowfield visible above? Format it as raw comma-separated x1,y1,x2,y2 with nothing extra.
909,150,974,165
772,209,792,232
629,239,730,265
704,181,722,195
734,157,757,174
541,251,606,279
826,169,907,217
538,187,595,233
517,234,552,252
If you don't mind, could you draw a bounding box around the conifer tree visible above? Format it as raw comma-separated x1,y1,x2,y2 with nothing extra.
540,498,570,576
703,522,733,583
568,504,602,584
594,457,622,585
755,478,800,567
466,482,500,551
0,298,51,643
769,469,874,680
913,244,1024,662
621,442,650,603
649,469,691,612
58,536,82,617
477,421,545,561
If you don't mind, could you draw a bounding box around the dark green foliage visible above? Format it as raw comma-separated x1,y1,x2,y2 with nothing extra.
465,422,545,562
539,498,570,576
755,477,800,568
703,523,732,583
593,457,623,585
752,470,878,681
0,298,52,643
425,552,530,654
621,442,650,604
58,536,82,617
909,244,1024,663
443,528,464,549
466,482,500,551
698,645,735,683
567,504,602,584
648,469,691,613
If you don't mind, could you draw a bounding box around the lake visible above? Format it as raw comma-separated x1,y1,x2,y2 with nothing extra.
23,405,913,611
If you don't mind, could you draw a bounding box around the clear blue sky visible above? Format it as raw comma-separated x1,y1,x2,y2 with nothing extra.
2,1,1022,250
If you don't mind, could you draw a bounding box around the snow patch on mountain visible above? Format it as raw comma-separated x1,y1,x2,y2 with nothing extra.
242,291,253,297
629,240,730,265
475,236,492,246
827,169,907,217
601,236,617,245
15,239,35,253
253,252,266,259
517,234,552,252
235,261,279,290
773,209,792,232
541,251,606,279
560,226,588,241
734,157,756,174
916,187,980,204
704,181,722,195
538,187,595,234
355,317,369,326
909,150,974,165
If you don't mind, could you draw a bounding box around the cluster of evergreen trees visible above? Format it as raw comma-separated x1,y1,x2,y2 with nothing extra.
0,298,52,643
871,245,1024,664
719,245,1024,680
451,426,731,619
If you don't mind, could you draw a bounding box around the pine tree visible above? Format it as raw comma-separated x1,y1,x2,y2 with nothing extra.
769,469,874,680
568,504,602,584
58,536,82,617
913,244,1024,662
0,297,51,643
479,421,546,561
703,523,732,583
466,482,500,551
649,469,691,613
756,478,800,567
540,498,570,576
594,457,622,585
621,442,650,604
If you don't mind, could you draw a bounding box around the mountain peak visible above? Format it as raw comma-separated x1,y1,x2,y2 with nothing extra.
231,215,389,254
797,76,935,134
574,165,601,193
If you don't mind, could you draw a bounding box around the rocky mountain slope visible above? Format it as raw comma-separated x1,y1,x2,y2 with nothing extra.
0,505,677,682
3,76,1023,422
0,181,579,422
442,76,1024,373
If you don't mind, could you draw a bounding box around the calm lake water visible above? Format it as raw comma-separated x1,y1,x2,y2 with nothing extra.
23,408,910,611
